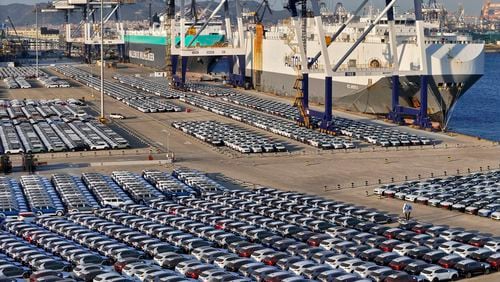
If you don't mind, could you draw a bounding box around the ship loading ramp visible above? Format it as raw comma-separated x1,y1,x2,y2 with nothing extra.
286,0,434,131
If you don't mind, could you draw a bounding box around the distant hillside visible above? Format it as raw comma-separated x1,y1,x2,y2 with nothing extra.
1,1,288,27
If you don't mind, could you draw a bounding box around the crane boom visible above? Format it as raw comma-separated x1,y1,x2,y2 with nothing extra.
6,16,20,38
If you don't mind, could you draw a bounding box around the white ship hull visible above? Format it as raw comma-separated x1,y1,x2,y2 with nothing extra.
245,34,485,123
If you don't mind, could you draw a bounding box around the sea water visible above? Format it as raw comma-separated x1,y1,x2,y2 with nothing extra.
447,52,500,141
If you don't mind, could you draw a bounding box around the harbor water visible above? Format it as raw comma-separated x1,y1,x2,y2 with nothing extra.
447,53,500,141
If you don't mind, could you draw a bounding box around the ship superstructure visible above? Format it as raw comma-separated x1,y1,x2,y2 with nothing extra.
123,1,485,125
245,12,484,123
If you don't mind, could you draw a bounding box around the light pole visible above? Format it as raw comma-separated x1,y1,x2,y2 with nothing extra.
99,0,106,123
162,129,170,154
35,3,39,78
99,0,105,122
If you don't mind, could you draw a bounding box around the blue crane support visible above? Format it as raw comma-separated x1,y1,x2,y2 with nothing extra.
389,0,432,128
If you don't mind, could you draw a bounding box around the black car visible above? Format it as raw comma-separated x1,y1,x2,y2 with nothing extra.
454,259,491,278
469,249,495,262
374,252,400,266
359,248,384,261
424,237,447,249
454,232,477,244
272,239,296,252
407,246,432,259
292,231,316,242
366,236,387,248
355,222,377,232
404,261,434,275
422,250,448,264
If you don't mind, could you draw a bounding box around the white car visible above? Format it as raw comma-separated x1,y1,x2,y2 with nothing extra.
198,269,231,282
393,243,417,256
484,241,500,252
491,211,500,220
250,248,275,262
454,245,480,258
439,230,462,241
109,113,125,119
438,241,464,254
289,260,316,275
325,254,350,269
419,266,458,281
93,272,127,282
174,260,201,275
354,264,386,278
121,262,152,280
72,263,108,279
338,259,364,273
213,255,239,269
191,246,216,261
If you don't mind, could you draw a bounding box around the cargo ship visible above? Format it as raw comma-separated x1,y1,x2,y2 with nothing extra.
124,12,485,125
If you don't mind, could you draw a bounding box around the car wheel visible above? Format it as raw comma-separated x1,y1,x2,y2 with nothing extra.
466,272,472,278
485,269,490,274
432,278,439,282
451,274,458,281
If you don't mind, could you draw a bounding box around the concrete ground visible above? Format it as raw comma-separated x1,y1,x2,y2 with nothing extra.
1,64,499,281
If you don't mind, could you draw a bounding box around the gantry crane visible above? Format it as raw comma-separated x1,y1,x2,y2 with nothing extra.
285,0,313,128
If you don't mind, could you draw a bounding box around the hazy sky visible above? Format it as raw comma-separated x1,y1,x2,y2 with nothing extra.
2,0,496,16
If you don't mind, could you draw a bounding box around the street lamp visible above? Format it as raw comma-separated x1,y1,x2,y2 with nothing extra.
35,3,39,78
100,0,105,122
162,129,170,154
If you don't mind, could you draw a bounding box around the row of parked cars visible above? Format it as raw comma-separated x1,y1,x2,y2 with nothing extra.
3,77,31,89
172,120,287,154
51,174,100,213
374,170,500,220
0,176,29,217
111,171,165,204
113,74,185,99
2,218,133,281
221,94,435,147
179,95,356,150
334,118,433,147
142,169,197,197
19,175,65,217
54,66,183,113
0,66,42,79
185,83,236,97
0,168,229,218
37,76,70,88
219,187,499,279
0,168,498,281
15,77,32,89
172,167,228,194
0,99,129,153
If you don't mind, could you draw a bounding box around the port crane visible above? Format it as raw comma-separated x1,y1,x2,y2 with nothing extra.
168,0,247,89
252,0,273,25
285,0,313,128
285,0,432,130
285,0,334,130
4,16,27,57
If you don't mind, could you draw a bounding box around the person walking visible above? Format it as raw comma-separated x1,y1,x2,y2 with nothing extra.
402,203,410,220
407,204,413,220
